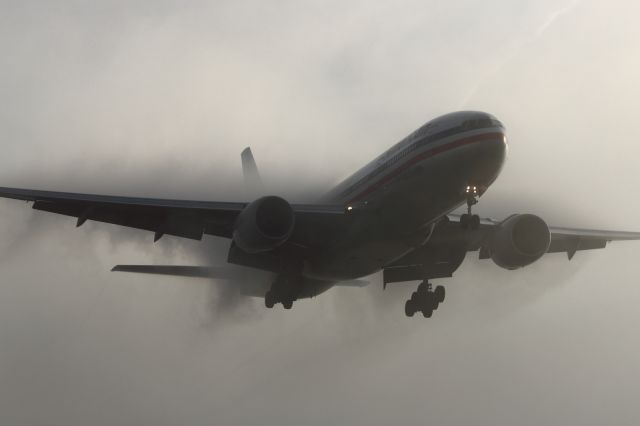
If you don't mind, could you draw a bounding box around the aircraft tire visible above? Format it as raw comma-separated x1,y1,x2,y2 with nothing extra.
460,214,469,229
282,299,293,310
434,285,445,304
470,215,480,230
265,291,275,309
405,300,415,317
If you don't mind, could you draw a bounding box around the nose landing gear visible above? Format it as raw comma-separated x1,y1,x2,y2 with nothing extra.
404,281,445,318
460,185,481,230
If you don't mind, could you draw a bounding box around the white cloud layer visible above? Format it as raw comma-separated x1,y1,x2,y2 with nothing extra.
1,0,639,424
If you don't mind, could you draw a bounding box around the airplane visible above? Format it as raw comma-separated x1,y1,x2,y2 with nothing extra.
1,110,638,318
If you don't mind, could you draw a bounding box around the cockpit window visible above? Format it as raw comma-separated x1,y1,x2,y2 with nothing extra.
461,117,503,130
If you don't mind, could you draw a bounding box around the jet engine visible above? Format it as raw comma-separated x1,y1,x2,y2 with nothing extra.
233,196,295,253
490,214,551,270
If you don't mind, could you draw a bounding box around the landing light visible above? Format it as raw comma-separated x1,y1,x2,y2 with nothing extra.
347,206,353,212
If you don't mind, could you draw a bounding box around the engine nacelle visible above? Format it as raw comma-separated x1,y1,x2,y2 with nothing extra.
233,196,295,254
490,214,551,270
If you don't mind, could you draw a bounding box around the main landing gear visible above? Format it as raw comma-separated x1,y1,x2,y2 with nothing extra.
460,185,480,230
265,275,299,310
405,281,445,318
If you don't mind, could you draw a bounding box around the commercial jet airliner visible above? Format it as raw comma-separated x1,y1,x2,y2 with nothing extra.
1,111,638,317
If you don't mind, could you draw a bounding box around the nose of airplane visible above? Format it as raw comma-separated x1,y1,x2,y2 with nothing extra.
490,113,508,158
445,111,507,190
469,118,507,190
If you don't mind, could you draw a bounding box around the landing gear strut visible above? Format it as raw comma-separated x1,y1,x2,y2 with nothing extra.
460,185,480,230
405,281,445,318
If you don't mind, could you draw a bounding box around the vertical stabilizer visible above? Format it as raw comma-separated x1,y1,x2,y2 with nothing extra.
241,147,264,196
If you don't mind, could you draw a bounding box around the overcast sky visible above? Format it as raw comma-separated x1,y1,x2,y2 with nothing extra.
1,1,640,425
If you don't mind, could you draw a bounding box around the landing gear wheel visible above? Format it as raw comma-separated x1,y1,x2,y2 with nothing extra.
460,214,470,229
405,300,415,317
405,282,446,318
282,299,293,310
461,214,480,230
265,291,275,309
434,285,445,304
470,214,480,230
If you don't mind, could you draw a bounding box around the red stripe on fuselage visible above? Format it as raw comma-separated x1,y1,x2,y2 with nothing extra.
347,131,504,204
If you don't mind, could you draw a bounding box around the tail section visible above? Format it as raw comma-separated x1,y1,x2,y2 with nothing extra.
241,147,264,197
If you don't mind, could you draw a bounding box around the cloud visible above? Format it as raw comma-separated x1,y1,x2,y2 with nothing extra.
535,0,582,37
1,0,640,425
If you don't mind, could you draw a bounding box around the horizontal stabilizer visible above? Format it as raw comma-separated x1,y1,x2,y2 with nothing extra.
112,264,275,297
112,265,240,279
334,279,370,287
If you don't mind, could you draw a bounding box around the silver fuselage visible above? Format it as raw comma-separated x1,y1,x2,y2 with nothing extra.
305,111,507,284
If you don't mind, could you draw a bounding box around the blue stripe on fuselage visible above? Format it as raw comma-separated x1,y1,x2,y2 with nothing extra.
327,124,504,203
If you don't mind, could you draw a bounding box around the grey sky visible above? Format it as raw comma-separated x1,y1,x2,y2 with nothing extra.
1,1,640,425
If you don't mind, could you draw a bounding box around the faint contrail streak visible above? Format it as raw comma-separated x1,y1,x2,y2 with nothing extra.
460,0,583,108
535,0,582,38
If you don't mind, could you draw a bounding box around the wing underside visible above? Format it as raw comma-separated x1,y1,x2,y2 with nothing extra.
2,186,639,288
0,186,345,245
382,214,640,285
445,213,640,258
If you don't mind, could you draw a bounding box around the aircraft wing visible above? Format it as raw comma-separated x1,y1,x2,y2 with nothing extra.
383,214,640,285
0,186,345,243
543,226,640,260
446,213,640,259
